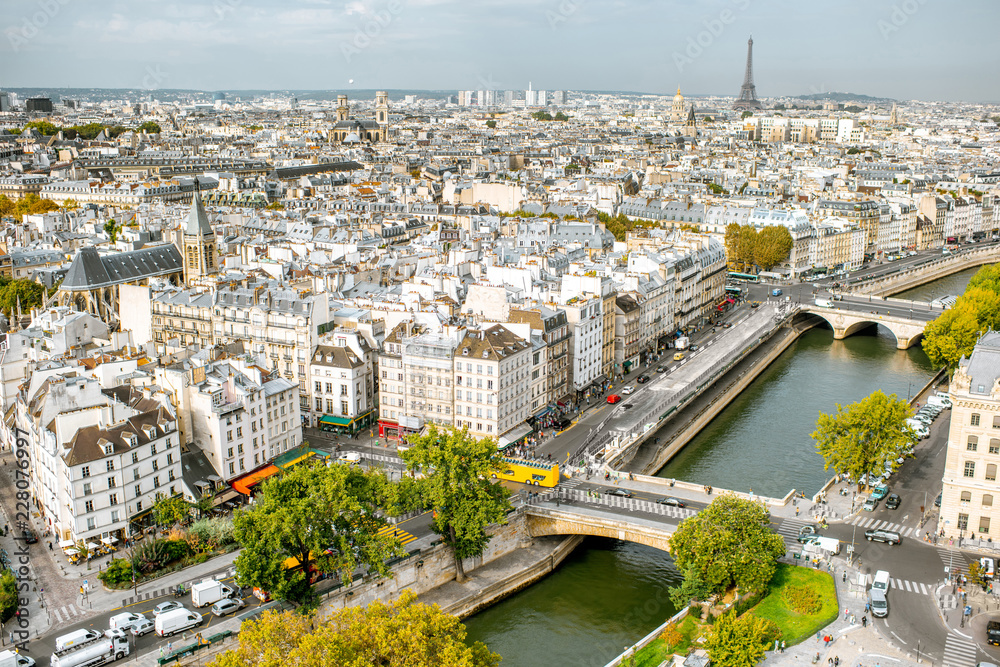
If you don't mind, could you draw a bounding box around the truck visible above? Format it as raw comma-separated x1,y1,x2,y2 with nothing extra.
802,536,841,557
674,336,689,351
0,650,34,667
814,298,833,308
50,636,129,667
155,608,203,637
191,579,234,608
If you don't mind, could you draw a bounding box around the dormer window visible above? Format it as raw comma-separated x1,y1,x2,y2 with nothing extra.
103,443,113,456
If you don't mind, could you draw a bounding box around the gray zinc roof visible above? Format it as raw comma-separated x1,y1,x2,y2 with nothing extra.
62,244,183,291
185,189,214,237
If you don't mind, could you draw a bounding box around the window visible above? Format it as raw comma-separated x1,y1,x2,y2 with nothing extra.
340,385,347,396
111,510,119,523
968,436,979,451
166,453,174,465
109,493,118,506
83,482,92,495
151,443,157,455
958,513,969,530
961,491,972,502
134,484,141,497
152,460,159,472
988,464,997,482
981,516,991,534
341,401,349,415
236,427,243,437
995,415,1000,429
326,382,333,393
108,476,117,488
991,439,1000,455
168,470,175,482
84,500,94,513
315,398,323,411
136,500,143,512
87,518,95,531
985,494,994,507
133,469,140,481
106,460,115,471
154,475,160,487
965,461,976,478
132,452,139,464
972,414,981,427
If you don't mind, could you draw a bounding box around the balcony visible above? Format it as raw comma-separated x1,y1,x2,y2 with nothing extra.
212,400,242,415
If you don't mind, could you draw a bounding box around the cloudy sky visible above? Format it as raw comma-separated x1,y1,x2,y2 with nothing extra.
2,0,998,101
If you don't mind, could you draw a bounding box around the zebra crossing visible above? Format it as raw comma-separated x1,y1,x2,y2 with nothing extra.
847,515,916,537
117,568,239,608
376,524,418,546
934,545,969,578
51,602,81,624
942,632,978,667
560,478,585,489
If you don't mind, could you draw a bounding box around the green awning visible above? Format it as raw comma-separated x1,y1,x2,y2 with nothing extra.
320,415,353,427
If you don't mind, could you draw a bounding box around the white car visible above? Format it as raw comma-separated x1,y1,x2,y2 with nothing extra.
210,597,246,617
153,601,186,617
621,386,634,395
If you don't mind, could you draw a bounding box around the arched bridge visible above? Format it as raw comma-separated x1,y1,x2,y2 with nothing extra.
522,489,692,552
796,295,941,349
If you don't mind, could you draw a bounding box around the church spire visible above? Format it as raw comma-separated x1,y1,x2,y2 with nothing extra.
185,184,213,237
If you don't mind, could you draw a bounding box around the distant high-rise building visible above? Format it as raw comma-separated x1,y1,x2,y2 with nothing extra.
0,92,10,113
504,90,515,107
25,97,53,113
551,90,565,105
213,92,226,102
525,82,536,107
536,90,547,106
404,94,417,105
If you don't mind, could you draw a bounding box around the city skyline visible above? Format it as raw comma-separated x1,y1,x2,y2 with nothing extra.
1,0,998,102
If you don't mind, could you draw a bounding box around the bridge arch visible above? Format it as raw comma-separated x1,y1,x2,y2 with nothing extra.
525,508,674,553
800,307,925,350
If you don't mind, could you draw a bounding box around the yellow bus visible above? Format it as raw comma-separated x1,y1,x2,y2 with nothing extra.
491,457,560,487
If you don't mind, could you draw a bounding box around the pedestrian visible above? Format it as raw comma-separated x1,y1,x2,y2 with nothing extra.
834,657,839,667
796,506,800,516
816,630,822,643
862,615,867,627
865,601,870,613
844,607,849,621
775,640,779,652
781,640,786,653
48,542,52,551
824,634,830,647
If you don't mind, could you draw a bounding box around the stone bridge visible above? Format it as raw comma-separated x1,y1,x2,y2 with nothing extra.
522,489,689,552
800,306,928,349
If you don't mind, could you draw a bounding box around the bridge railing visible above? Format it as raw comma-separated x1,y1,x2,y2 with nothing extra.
523,486,693,523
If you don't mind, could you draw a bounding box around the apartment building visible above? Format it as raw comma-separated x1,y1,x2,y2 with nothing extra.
311,329,376,434
453,325,531,441
507,305,571,415
940,331,1000,541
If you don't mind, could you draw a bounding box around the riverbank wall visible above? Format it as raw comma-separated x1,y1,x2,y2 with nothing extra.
852,246,998,297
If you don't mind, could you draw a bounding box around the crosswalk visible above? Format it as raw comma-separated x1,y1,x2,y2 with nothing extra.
942,632,978,667
847,515,916,537
376,524,417,546
933,545,969,579
561,478,584,489
51,603,81,624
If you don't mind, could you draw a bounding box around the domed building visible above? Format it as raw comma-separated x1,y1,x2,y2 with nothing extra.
330,92,390,144
671,87,685,122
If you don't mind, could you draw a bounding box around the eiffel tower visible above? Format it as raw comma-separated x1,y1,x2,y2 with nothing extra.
733,36,762,111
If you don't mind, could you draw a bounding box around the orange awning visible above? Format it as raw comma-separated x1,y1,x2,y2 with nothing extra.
232,465,279,495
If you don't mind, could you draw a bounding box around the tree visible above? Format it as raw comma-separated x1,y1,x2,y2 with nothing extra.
191,489,215,520
968,560,986,590
104,219,120,243
703,610,779,667
0,195,14,217
668,495,785,601
754,225,794,270
233,463,404,605
21,120,60,135
400,426,512,583
741,110,754,119
921,264,1000,370
208,591,500,667
138,121,162,134
0,278,46,318
153,495,190,528
0,571,17,622
812,390,914,491
11,193,59,217
61,198,80,210
485,120,496,129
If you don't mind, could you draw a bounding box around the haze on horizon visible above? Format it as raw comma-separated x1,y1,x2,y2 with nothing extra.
2,0,998,103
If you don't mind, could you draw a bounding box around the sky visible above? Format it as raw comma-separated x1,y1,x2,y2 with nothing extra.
2,0,998,102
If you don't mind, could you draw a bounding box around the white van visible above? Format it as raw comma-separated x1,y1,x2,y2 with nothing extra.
927,395,951,409
108,612,145,631
155,608,203,637
872,570,891,593
54,628,102,652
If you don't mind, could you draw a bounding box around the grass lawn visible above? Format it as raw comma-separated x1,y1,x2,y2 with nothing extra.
751,563,838,645
631,613,705,667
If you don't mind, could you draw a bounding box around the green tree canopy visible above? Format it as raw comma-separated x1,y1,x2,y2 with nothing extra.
724,223,793,271
668,495,785,600
0,571,17,622
485,120,497,129
2,193,60,219
703,610,779,667
138,121,162,134
400,426,512,582
208,591,500,667
153,495,190,528
233,463,404,605
922,263,1000,369
0,278,46,318
812,390,914,490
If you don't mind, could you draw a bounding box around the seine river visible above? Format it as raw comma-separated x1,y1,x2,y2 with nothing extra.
465,269,973,666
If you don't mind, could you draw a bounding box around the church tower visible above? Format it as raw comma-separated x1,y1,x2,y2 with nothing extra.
337,94,349,122
182,185,217,285
375,91,389,141
684,104,698,138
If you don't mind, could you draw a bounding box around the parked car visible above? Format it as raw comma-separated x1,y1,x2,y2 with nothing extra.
935,493,942,508
865,529,902,545
130,618,155,637
636,375,650,384
772,288,782,296
673,352,685,361
657,497,686,508
153,601,186,617
21,528,37,545
621,386,634,395
871,484,889,500
689,345,700,352
607,394,621,404
605,488,634,498
981,557,996,580
797,525,820,543
210,597,246,617
656,366,667,373
862,497,879,511
885,493,901,510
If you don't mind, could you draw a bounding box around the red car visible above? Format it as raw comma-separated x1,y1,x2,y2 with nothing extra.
607,394,621,404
